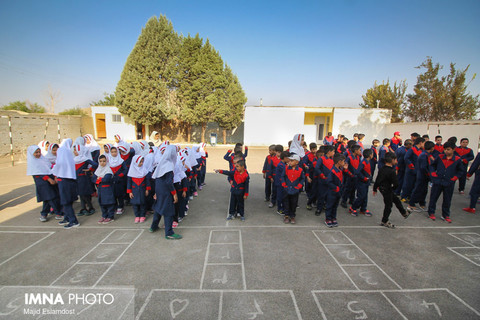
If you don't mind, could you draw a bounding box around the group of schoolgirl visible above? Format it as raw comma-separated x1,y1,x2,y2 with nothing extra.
27,132,209,240
384,132,480,223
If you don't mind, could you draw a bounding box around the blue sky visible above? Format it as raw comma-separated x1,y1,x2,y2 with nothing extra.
0,0,479,112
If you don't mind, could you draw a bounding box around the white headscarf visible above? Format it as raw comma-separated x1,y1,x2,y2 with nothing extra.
152,145,176,179
107,147,124,168
84,134,100,152
44,143,58,165
73,136,85,147
186,147,198,169
173,153,187,183
52,139,76,179
94,156,113,178
149,131,161,147
131,141,143,155
27,145,52,176
128,155,148,178
290,134,305,158
199,143,206,157
192,144,202,159
37,140,49,156
73,144,90,164
103,143,113,154
114,134,130,151
142,151,155,173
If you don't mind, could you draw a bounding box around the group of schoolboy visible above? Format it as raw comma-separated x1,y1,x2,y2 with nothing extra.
261,131,480,228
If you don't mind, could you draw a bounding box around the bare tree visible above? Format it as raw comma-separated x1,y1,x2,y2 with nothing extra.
44,84,62,113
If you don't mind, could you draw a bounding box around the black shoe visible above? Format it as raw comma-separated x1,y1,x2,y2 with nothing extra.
315,209,322,216
340,201,347,208
77,209,87,216
58,219,69,225
85,208,95,216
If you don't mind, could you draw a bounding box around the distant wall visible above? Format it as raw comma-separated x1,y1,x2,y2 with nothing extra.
0,111,82,156
332,108,391,143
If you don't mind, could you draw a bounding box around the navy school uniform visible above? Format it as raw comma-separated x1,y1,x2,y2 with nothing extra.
93,173,115,219
267,156,281,204
325,166,344,222
370,146,378,179
274,161,286,210
394,146,407,195
218,169,250,217
409,151,433,207
199,152,208,186
223,148,248,171
56,178,78,224
127,173,151,218
146,169,156,211
111,162,128,209
315,156,334,210
75,160,97,196
33,174,61,217
336,143,347,154
401,145,422,199
467,152,480,209
352,158,372,212
303,151,316,205
263,155,273,201
280,165,305,218
428,154,463,218
90,149,100,164
377,145,390,170
151,171,177,236
174,177,189,220
455,146,474,192
120,149,135,169
342,154,361,204
189,165,199,194
433,144,444,158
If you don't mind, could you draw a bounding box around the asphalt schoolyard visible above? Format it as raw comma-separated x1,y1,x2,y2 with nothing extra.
0,148,479,319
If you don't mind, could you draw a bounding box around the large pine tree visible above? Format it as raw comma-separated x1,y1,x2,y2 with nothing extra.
115,15,180,127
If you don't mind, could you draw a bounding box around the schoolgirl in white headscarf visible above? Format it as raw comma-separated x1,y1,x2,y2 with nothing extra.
127,155,151,224
37,140,50,156
44,143,59,166
290,134,305,158
72,144,97,216
106,146,127,215
149,131,161,147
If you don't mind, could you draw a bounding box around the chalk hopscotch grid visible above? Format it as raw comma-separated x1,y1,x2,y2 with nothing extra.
0,231,55,267
447,232,480,266
50,229,143,287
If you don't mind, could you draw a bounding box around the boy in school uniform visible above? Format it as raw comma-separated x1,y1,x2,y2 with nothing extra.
325,153,347,227
455,138,474,194
341,145,362,208
275,151,291,215
357,134,365,151
394,139,412,196
401,137,425,202
350,149,374,217
370,139,380,180
304,142,318,210
281,154,305,224
390,131,402,151
463,151,480,213
407,141,435,213
323,132,335,146
266,145,283,208
215,160,250,221
373,152,410,228
315,145,335,216
378,138,392,170
262,145,276,202
433,136,444,158
336,137,348,154
427,141,463,222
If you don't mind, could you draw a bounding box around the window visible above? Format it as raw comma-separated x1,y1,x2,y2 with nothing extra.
112,114,122,123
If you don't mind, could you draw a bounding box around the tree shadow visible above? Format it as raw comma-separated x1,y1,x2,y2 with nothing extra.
338,109,390,145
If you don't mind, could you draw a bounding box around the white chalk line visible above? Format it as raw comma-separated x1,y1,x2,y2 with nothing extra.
239,229,247,290
447,247,480,267
199,230,213,289
379,291,408,320
448,232,480,248
0,231,55,267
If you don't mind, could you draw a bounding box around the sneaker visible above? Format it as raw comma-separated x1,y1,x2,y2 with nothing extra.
406,206,414,215
349,207,358,216
102,218,113,224
402,211,411,219
39,216,48,222
428,214,436,221
268,202,274,208
463,207,476,213
172,221,178,228
139,217,146,223
332,220,338,227
193,192,198,197
134,217,140,224
85,208,95,216
189,196,193,200
315,209,322,216
276,210,284,216
264,198,270,202
55,215,63,220
236,213,241,217
459,190,465,195
441,216,452,223
186,205,189,210
149,227,158,233
198,186,203,191
306,204,313,211
77,209,87,216
360,210,372,217
64,222,80,229
240,216,245,222
116,208,124,215
227,214,234,220
380,221,395,228
325,220,333,228
166,234,183,240
290,217,296,224
58,220,68,225
98,218,105,224
340,201,347,208
178,217,183,223
283,216,290,224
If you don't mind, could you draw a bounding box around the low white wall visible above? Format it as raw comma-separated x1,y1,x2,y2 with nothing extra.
244,106,306,147
384,122,480,152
